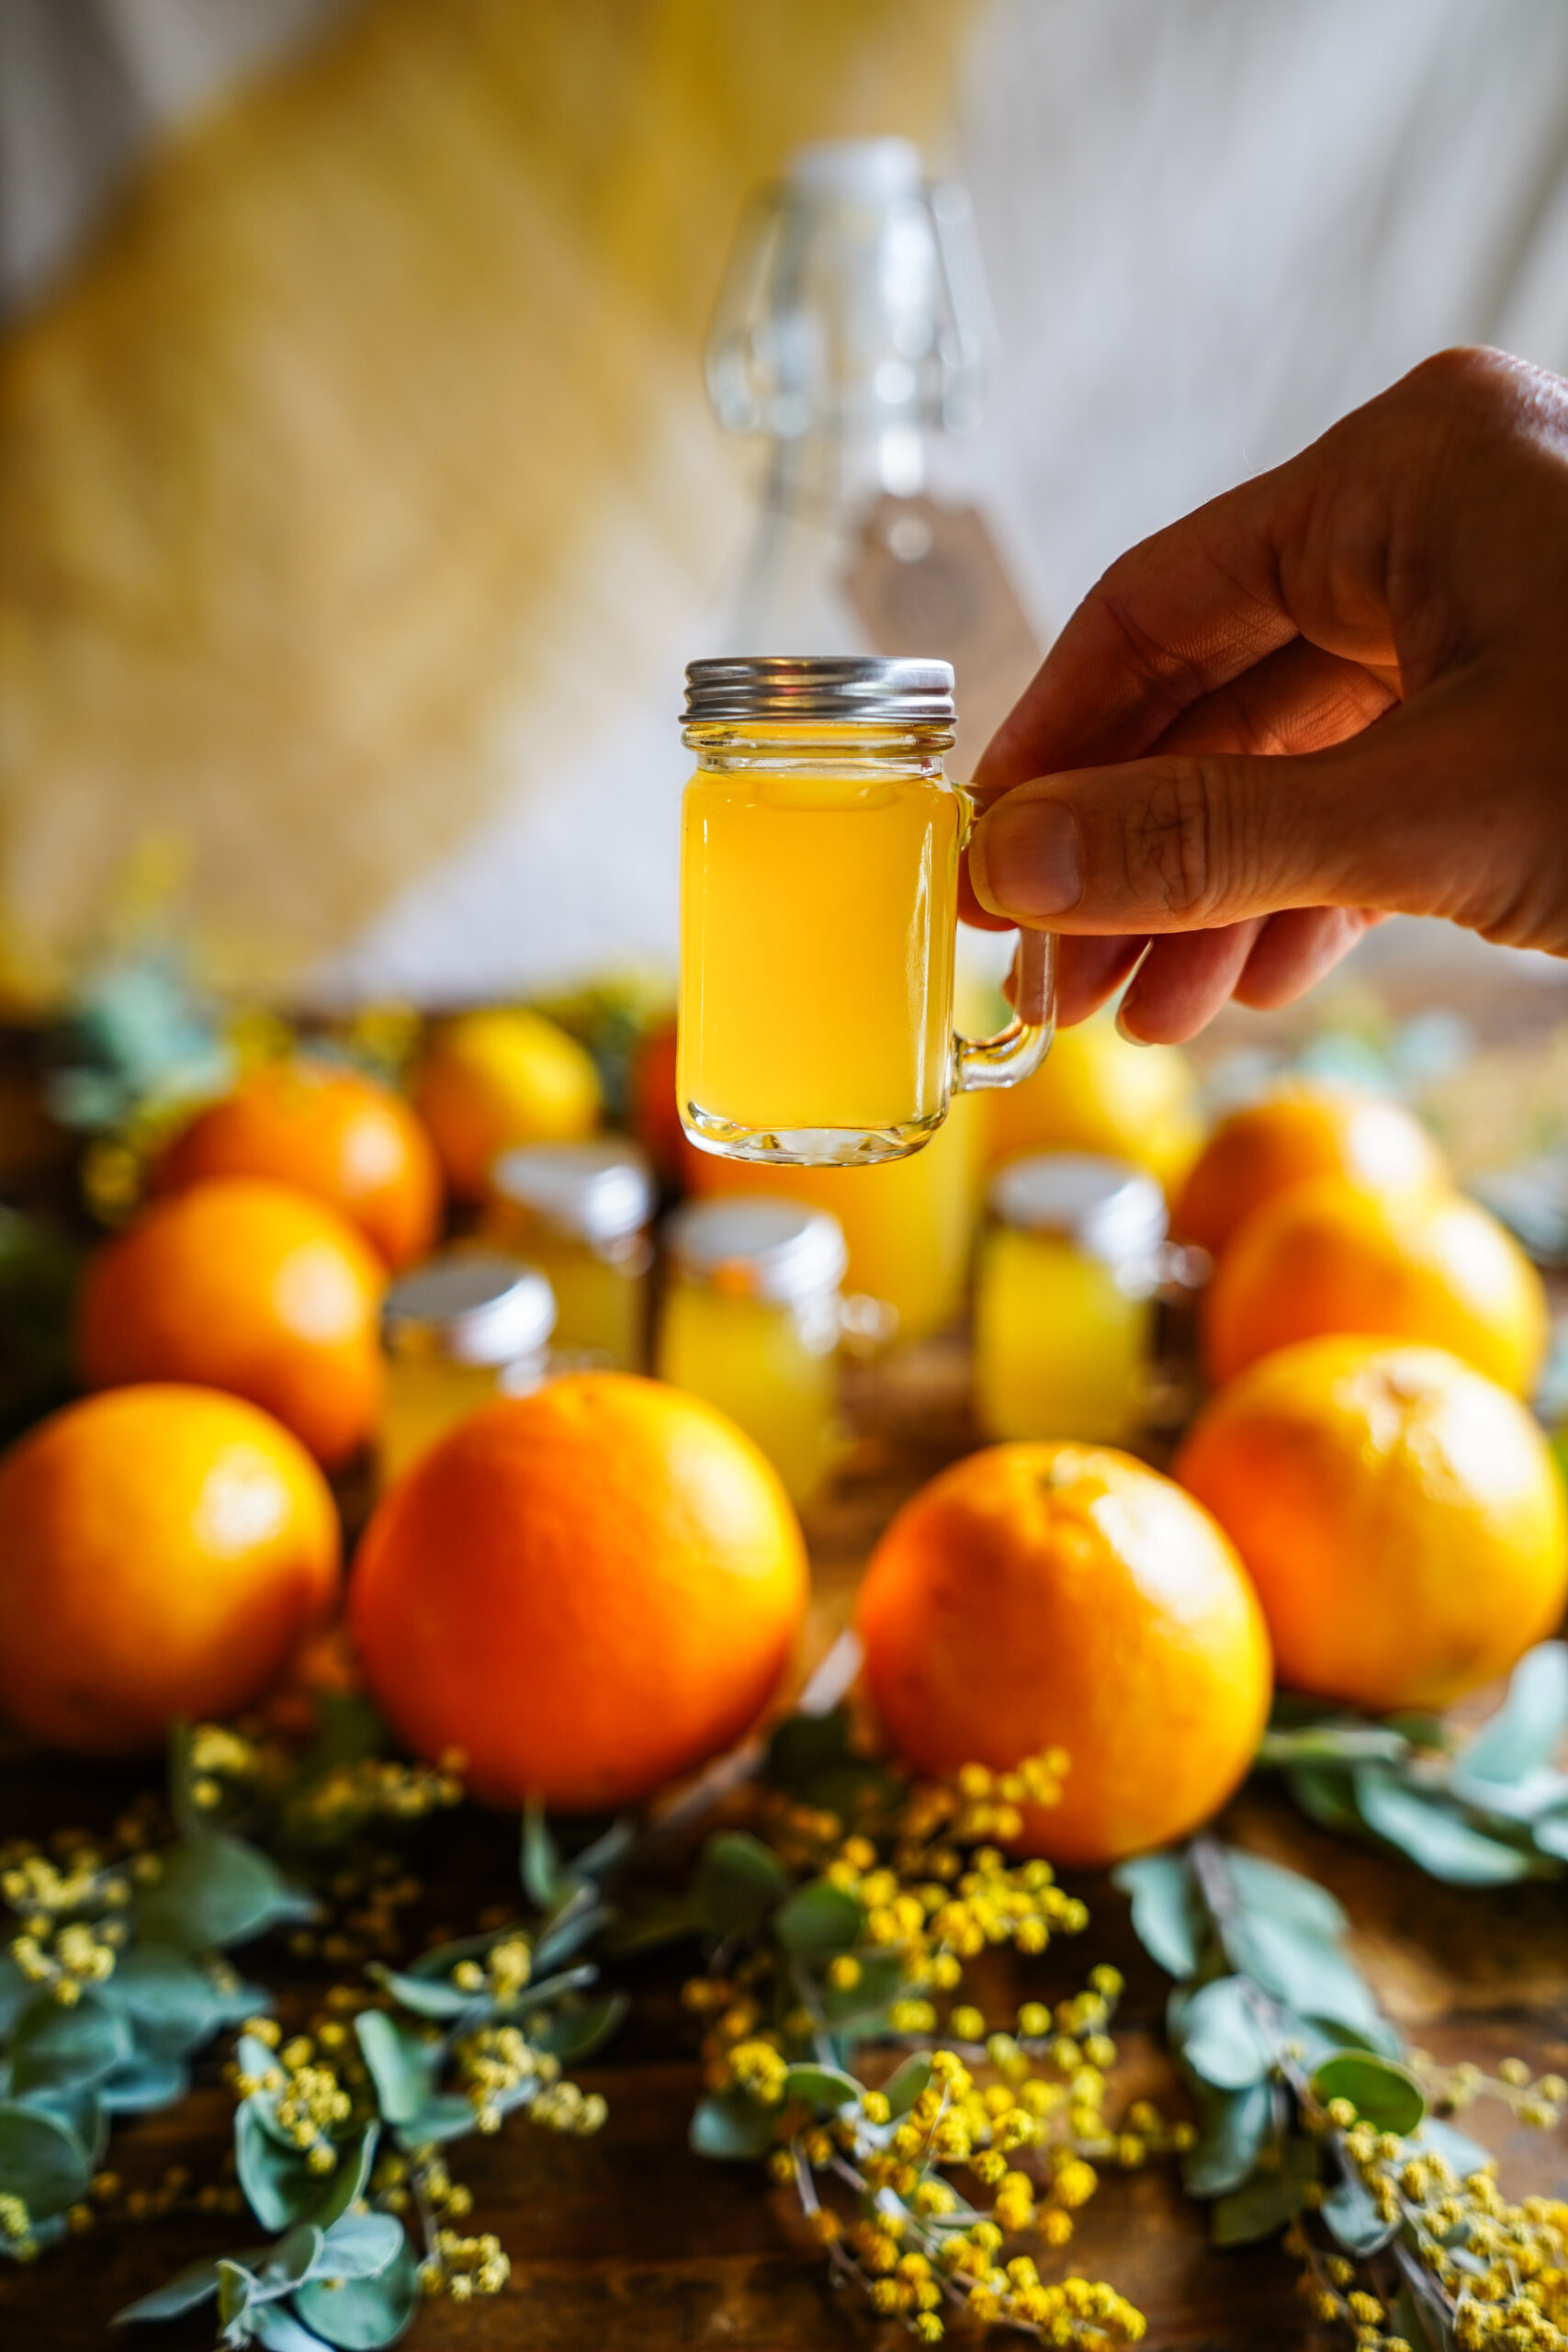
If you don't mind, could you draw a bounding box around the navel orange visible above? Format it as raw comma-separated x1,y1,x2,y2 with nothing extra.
78,1177,385,1467
349,1372,808,1808
856,1442,1271,1866
1172,1082,1445,1260
1176,1337,1568,1710
0,1385,340,1753
413,1010,602,1201
1201,1175,1548,1396
157,1059,442,1270
628,1018,684,1184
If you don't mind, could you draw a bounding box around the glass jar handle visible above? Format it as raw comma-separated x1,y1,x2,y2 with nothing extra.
952,929,1055,1093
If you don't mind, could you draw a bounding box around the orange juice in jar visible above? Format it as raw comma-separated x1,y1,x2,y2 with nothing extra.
678,657,1052,1167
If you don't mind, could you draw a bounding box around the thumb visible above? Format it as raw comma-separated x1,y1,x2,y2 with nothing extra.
966,704,1508,937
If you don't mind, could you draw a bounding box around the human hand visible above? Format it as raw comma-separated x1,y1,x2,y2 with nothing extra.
964,347,1568,1040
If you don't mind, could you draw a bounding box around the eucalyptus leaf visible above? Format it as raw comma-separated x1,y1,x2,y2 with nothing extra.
764,1707,852,1793
1455,1642,1568,1788
1178,1977,1274,2091
690,2090,777,2160
1210,2136,1318,2246
521,1804,564,1910
134,1833,317,1951
783,2064,862,2112
251,2308,332,2352
364,1967,472,2022
531,1895,611,1973
217,2257,257,2324
1181,2084,1274,2199
236,2104,319,2232
1417,2117,1495,2179
1220,1850,1348,1941
1532,1812,1568,1861
101,2054,189,2113
1353,1770,1538,1884
1312,2052,1425,2136
819,1951,904,2025
1447,1767,1568,1824
1258,1723,1413,1769
1387,2281,1444,2352
256,2225,325,2295
1286,1764,1366,1836
0,2100,90,2216
1322,2170,1396,2255
530,1991,627,2063
1228,1917,1379,2030
882,2054,932,2117
108,1943,235,2055
305,2128,378,2233
0,1957,29,2038
407,1929,515,1982
695,1833,793,1939
10,1988,132,2094
354,2012,431,2129
113,2256,222,2324
294,2239,420,2347
22,2083,107,2166
398,2095,481,2144
774,1880,863,1959
1111,1852,1203,1980
311,2214,404,2280
570,1818,636,1883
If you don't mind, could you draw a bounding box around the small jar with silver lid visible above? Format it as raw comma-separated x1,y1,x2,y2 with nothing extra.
484,1140,655,1371
974,1155,1177,1445
655,1196,852,1507
380,1249,557,1484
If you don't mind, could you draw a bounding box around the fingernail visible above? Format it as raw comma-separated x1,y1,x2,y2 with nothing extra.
1114,1001,1150,1047
973,797,1083,919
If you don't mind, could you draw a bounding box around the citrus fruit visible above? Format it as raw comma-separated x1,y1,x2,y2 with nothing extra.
1173,1082,1445,1259
628,1018,684,1183
856,1442,1271,1865
0,1384,339,1752
1176,1337,1568,1710
78,1177,385,1467
349,1372,808,1807
157,1059,442,1269
1201,1175,1548,1396
985,1007,1202,1191
413,1010,602,1201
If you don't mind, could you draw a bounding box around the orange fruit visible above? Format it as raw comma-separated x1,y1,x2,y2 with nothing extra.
157,1060,442,1270
985,1006,1203,1192
413,1010,602,1201
856,1442,1271,1866
1201,1175,1548,1396
0,1384,339,1752
1173,1082,1445,1259
349,1372,808,1807
1176,1337,1568,1710
78,1177,385,1468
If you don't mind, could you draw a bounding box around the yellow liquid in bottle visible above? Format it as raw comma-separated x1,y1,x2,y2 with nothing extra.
379,1358,512,1487
656,1283,840,1508
506,1230,647,1371
679,765,962,1144
974,1228,1151,1445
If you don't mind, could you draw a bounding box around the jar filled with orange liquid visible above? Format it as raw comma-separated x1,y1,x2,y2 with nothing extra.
656,1197,852,1507
485,1141,655,1371
379,1250,556,1484
973,1156,1171,1445
678,656,1052,1168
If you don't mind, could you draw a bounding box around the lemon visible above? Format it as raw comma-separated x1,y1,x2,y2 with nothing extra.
413,1009,602,1200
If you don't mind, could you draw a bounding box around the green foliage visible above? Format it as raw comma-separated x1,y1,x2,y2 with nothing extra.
0,1209,80,1444
1258,1641,1568,1882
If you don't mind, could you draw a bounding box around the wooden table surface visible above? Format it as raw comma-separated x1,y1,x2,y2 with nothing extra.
3,1358,1566,2352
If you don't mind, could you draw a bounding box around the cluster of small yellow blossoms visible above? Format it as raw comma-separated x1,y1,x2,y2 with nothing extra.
418,2230,511,2303
231,2018,359,2176
288,1854,428,1970
1282,2071,1568,2352
1420,2052,1567,2136
283,1752,465,1843
2,1838,135,2006
0,2194,37,2263
451,1933,533,2008
183,1724,266,1813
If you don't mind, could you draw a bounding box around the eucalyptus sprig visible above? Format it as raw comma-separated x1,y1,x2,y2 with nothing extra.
116,1818,628,2346
1257,1641,1568,1885
1117,1836,1568,2350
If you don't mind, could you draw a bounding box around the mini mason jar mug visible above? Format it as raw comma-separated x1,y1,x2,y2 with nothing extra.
678,655,1053,1167
484,1139,656,1372
379,1249,557,1484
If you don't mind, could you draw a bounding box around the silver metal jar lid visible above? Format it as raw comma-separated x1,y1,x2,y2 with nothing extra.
683,655,955,728
663,1196,849,1305
489,1140,655,1244
987,1154,1168,1265
382,1250,557,1366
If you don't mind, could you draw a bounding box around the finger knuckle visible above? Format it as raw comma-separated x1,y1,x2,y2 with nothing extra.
1123,760,1227,918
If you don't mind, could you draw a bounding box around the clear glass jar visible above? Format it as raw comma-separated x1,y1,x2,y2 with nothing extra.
379,1250,557,1484
679,656,1051,1168
656,1196,851,1508
484,1140,654,1371
973,1155,1172,1445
